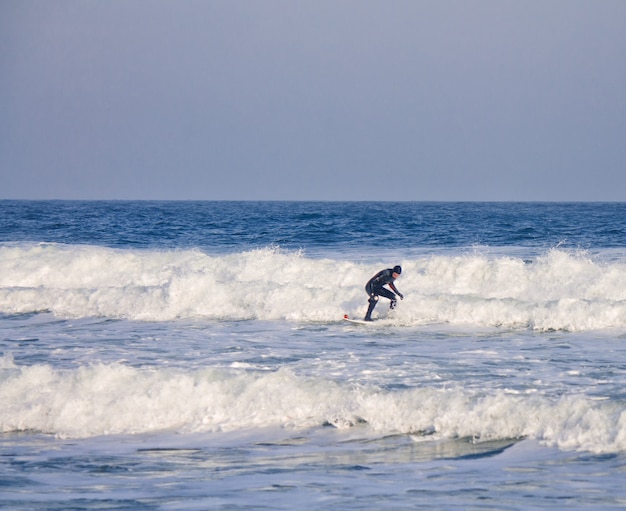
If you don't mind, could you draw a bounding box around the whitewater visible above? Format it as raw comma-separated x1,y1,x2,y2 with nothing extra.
1,201,625,510
2,243,625,330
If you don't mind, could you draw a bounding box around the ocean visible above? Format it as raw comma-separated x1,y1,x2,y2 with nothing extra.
1,201,625,510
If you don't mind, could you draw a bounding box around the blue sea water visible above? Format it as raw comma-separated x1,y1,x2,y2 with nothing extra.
1,201,626,510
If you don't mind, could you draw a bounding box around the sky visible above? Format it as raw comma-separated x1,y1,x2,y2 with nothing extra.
1,0,625,201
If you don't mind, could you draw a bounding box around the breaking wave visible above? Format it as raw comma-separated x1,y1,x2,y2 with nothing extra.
1,243,625,331
1,355,624,453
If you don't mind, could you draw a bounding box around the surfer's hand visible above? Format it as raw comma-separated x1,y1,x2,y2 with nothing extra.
398,293,404,300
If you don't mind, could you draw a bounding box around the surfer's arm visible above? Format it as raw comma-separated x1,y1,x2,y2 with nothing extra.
389,282,404,299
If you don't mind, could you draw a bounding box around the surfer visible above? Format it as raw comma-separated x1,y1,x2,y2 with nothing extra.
364,265,404,321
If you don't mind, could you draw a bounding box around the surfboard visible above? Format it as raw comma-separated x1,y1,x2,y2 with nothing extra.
343,314,373,325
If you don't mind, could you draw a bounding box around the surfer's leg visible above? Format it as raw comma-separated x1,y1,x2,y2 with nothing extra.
364,295,378,321
378,288,397,308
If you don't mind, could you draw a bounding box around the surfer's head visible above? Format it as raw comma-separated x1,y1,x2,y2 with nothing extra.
392,265,402,276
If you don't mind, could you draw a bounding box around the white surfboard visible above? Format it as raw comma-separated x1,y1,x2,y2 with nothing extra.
342,314,373,325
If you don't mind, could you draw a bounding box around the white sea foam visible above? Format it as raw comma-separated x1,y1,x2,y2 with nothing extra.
1,243,625,331
1,355,624,453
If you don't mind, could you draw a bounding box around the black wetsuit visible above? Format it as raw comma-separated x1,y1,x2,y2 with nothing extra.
364,268,402,320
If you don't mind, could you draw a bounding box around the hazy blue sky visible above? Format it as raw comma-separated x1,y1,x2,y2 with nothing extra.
2,1,625,200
